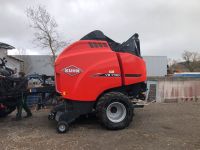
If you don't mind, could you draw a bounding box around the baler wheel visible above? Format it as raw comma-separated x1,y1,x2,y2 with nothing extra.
0,106,16,118
96,92,133,130
57,121,69,133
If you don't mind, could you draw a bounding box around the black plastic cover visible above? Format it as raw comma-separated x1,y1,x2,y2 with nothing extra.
81,30,141,57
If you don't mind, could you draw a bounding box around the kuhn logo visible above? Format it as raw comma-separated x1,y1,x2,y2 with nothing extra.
63,65,82,76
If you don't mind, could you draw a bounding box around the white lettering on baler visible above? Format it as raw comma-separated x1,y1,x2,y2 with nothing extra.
63,65,82,76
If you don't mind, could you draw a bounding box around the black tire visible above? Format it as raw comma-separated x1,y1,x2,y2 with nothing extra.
0,110,8,118
96,92,133,130
57,121,69,133
0,106,16,118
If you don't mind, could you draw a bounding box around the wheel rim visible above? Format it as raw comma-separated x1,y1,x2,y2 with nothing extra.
58,124,66,132
106,102,127,123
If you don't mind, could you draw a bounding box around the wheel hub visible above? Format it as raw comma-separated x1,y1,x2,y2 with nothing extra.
58,124,66,132
106,102,127,123
111,107,117,113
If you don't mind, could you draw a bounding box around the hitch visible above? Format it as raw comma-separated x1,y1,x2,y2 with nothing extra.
49,100,94,133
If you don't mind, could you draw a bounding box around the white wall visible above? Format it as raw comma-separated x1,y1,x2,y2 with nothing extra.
157,78,200,102
143,56,167,77
0,48,21,75
23,55,54,76
0,48,7,58
6,57,21,74
12,55,167,76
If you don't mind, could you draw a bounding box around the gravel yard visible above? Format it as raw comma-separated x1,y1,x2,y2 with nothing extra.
0,102,200,150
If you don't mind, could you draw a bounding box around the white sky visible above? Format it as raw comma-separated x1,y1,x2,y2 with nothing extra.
1,0,200,59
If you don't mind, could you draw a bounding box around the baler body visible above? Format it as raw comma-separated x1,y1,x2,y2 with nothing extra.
55,31,146,102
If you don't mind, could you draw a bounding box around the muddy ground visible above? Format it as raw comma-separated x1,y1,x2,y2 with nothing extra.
0,102,200,150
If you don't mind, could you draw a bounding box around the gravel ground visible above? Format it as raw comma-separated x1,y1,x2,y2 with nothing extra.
0,102,200,150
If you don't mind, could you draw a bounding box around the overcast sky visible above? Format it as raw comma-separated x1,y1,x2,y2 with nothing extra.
0,0,200,59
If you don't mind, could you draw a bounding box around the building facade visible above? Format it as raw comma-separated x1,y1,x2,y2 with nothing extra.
12,55,168,77
143,56,168,77
0,42,23,75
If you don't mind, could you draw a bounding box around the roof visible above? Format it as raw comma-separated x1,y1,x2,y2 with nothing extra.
7,55,24,62
174,72,200,78
0,42,15,50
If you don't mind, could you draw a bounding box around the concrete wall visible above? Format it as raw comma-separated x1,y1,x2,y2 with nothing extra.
143,56,167,77
13,55,167,77
147,77,200,102
23,55,54,75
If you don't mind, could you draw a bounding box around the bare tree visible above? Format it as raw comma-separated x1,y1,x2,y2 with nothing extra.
182,51,200,72
167,58,177,74
168,58,177,67
26,6,67,64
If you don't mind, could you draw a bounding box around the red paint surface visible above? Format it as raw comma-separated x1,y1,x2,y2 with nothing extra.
117,53,146,85
55,40,146,101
